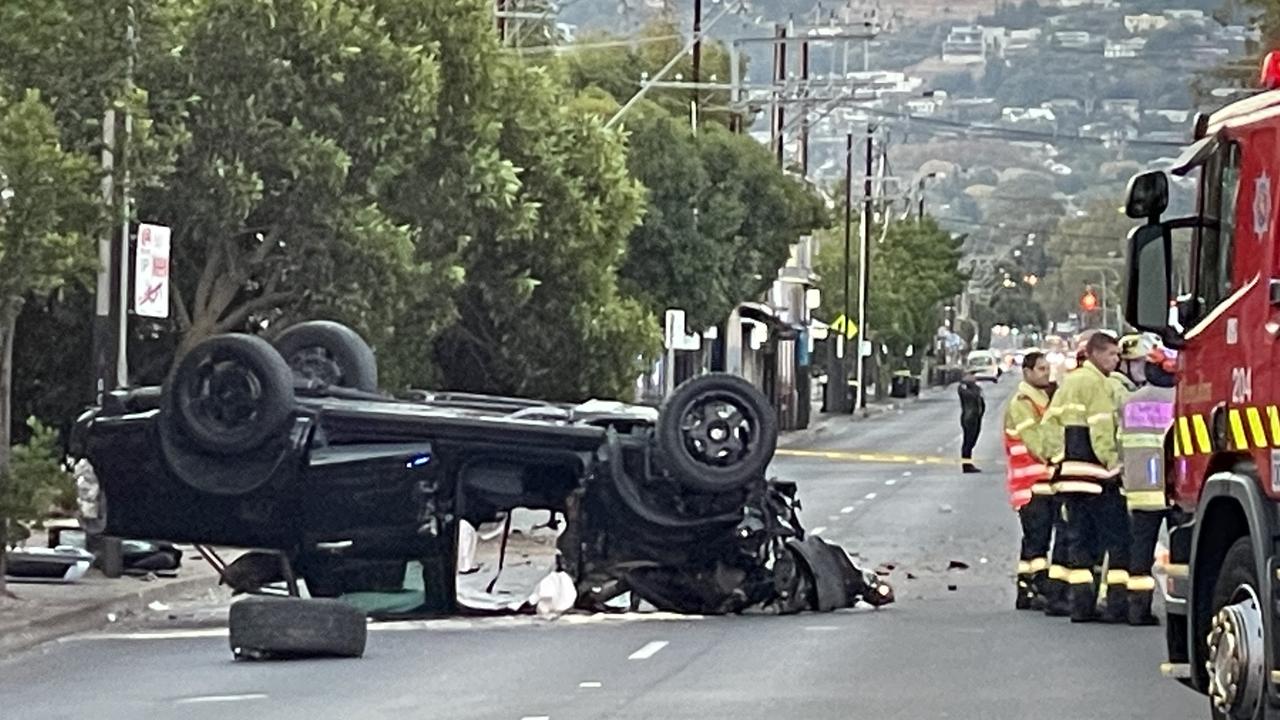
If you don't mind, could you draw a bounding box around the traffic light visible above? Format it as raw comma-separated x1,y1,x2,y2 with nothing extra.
1080,288,1098,312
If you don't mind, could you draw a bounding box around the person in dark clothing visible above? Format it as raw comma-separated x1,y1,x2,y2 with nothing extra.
958,370,986,473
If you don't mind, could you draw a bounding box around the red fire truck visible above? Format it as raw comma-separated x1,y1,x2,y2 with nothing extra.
1125,52,1280,720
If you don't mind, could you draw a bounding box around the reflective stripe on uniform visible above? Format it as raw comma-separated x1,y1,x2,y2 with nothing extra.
1011,489,1033,504
1125,489,1166,510
1029,557,1048,573
1106,569,1130,585
1067,569,1093,584
1010,464,1048,480
1127,576,1157,592
1032,483,1055,495
1058,461,1119,480
1087,412,1113,425
1117,432,1164,448
1017,561,1032,574
1008,445,1030,456
1014,418,1037,432
1049,565,1068,580
1054,479,1104,494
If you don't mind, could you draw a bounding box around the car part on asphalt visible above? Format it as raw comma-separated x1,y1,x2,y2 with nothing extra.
164,333,296,456
656,373,778,493
272,320,379,392
229,596,367,660
73,321,891,623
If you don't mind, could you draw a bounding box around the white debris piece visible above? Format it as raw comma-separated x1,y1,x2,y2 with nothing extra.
528,570,577,619
456,520,479,573
147,601,170,612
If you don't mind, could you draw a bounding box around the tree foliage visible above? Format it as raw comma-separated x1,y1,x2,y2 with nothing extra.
1036,198,1130,324
813,218,967,365
0,89,101,589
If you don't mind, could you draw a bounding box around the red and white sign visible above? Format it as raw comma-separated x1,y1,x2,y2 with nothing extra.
134,223,171,318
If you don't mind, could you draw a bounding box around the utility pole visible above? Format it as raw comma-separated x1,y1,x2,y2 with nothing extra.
772,23,787,166
836,132,854,413
855,123,874,415
800,40,810,175
93,111,116,405
692,0,702,113
116,2,136,390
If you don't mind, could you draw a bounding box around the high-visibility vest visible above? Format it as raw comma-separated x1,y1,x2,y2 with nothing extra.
1118,384,1175,511
1042,361,1120,493
1004,388,1051,510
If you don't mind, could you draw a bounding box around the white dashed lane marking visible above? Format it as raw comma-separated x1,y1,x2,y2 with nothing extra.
175,694,267,705
864,492,877,500
579,681,603,688
810,526,828,536
628,640,669,660
884,479,896,486
840,506,855,514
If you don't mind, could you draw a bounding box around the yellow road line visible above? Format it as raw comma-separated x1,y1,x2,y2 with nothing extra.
775,448,954,465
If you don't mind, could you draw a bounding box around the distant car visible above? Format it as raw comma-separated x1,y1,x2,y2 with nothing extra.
965,350,1001,383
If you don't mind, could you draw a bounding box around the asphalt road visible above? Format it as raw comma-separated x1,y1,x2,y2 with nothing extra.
2,377,1205,720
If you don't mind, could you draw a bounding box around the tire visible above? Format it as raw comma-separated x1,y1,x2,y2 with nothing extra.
272,320,378,392
228,596,367,660
657,373,778,493
1207,536,1265,720
165,334,295,456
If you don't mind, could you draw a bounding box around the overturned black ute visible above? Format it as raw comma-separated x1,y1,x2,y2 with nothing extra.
70,321,889,642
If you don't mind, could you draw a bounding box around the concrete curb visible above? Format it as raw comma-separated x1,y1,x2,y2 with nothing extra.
0,573,219,658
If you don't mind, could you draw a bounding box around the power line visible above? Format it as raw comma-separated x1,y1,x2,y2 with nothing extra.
851,107,1186,146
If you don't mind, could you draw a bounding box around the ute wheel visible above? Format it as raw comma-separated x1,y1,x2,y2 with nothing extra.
657,373,778,493
1207,537,1265,720
229,596,367,661
165,334,295,456
272,320,378,392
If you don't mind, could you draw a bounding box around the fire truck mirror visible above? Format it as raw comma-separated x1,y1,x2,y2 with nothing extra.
1126,223,1171,335
1125,171,1169,220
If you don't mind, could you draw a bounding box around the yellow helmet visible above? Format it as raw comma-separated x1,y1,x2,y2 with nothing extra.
1119,334,1146,360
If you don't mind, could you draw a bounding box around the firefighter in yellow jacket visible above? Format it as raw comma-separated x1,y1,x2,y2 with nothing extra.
1003,352,1054,610
1041,331,1129,623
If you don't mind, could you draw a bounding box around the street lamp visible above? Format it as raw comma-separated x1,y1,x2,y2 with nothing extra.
916,171,945,220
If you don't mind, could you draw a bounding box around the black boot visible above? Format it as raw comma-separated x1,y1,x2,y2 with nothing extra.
1043,577,1070,616
1100,575,1129,624
1069,582,1099,623
1128,591,1159,626
1015,577,1035,610
962,463,982,474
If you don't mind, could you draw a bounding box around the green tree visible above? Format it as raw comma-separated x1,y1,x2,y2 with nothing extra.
603,101,828,334
813,218,967,372
0,90,101,593
433,61,655,400
138,0,451,366
1037,199,1131,325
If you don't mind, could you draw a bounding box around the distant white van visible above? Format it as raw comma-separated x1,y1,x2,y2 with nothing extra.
965,350,1001,383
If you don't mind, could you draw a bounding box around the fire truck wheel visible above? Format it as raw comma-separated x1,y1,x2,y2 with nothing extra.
272,320,378,392
1206,536,1264,720
165,333,296,456
657,373,778,493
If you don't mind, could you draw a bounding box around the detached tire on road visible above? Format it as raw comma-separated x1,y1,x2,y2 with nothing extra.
657,373,778,493
229,596,367,661
272,320,378,392
165,334,296,456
